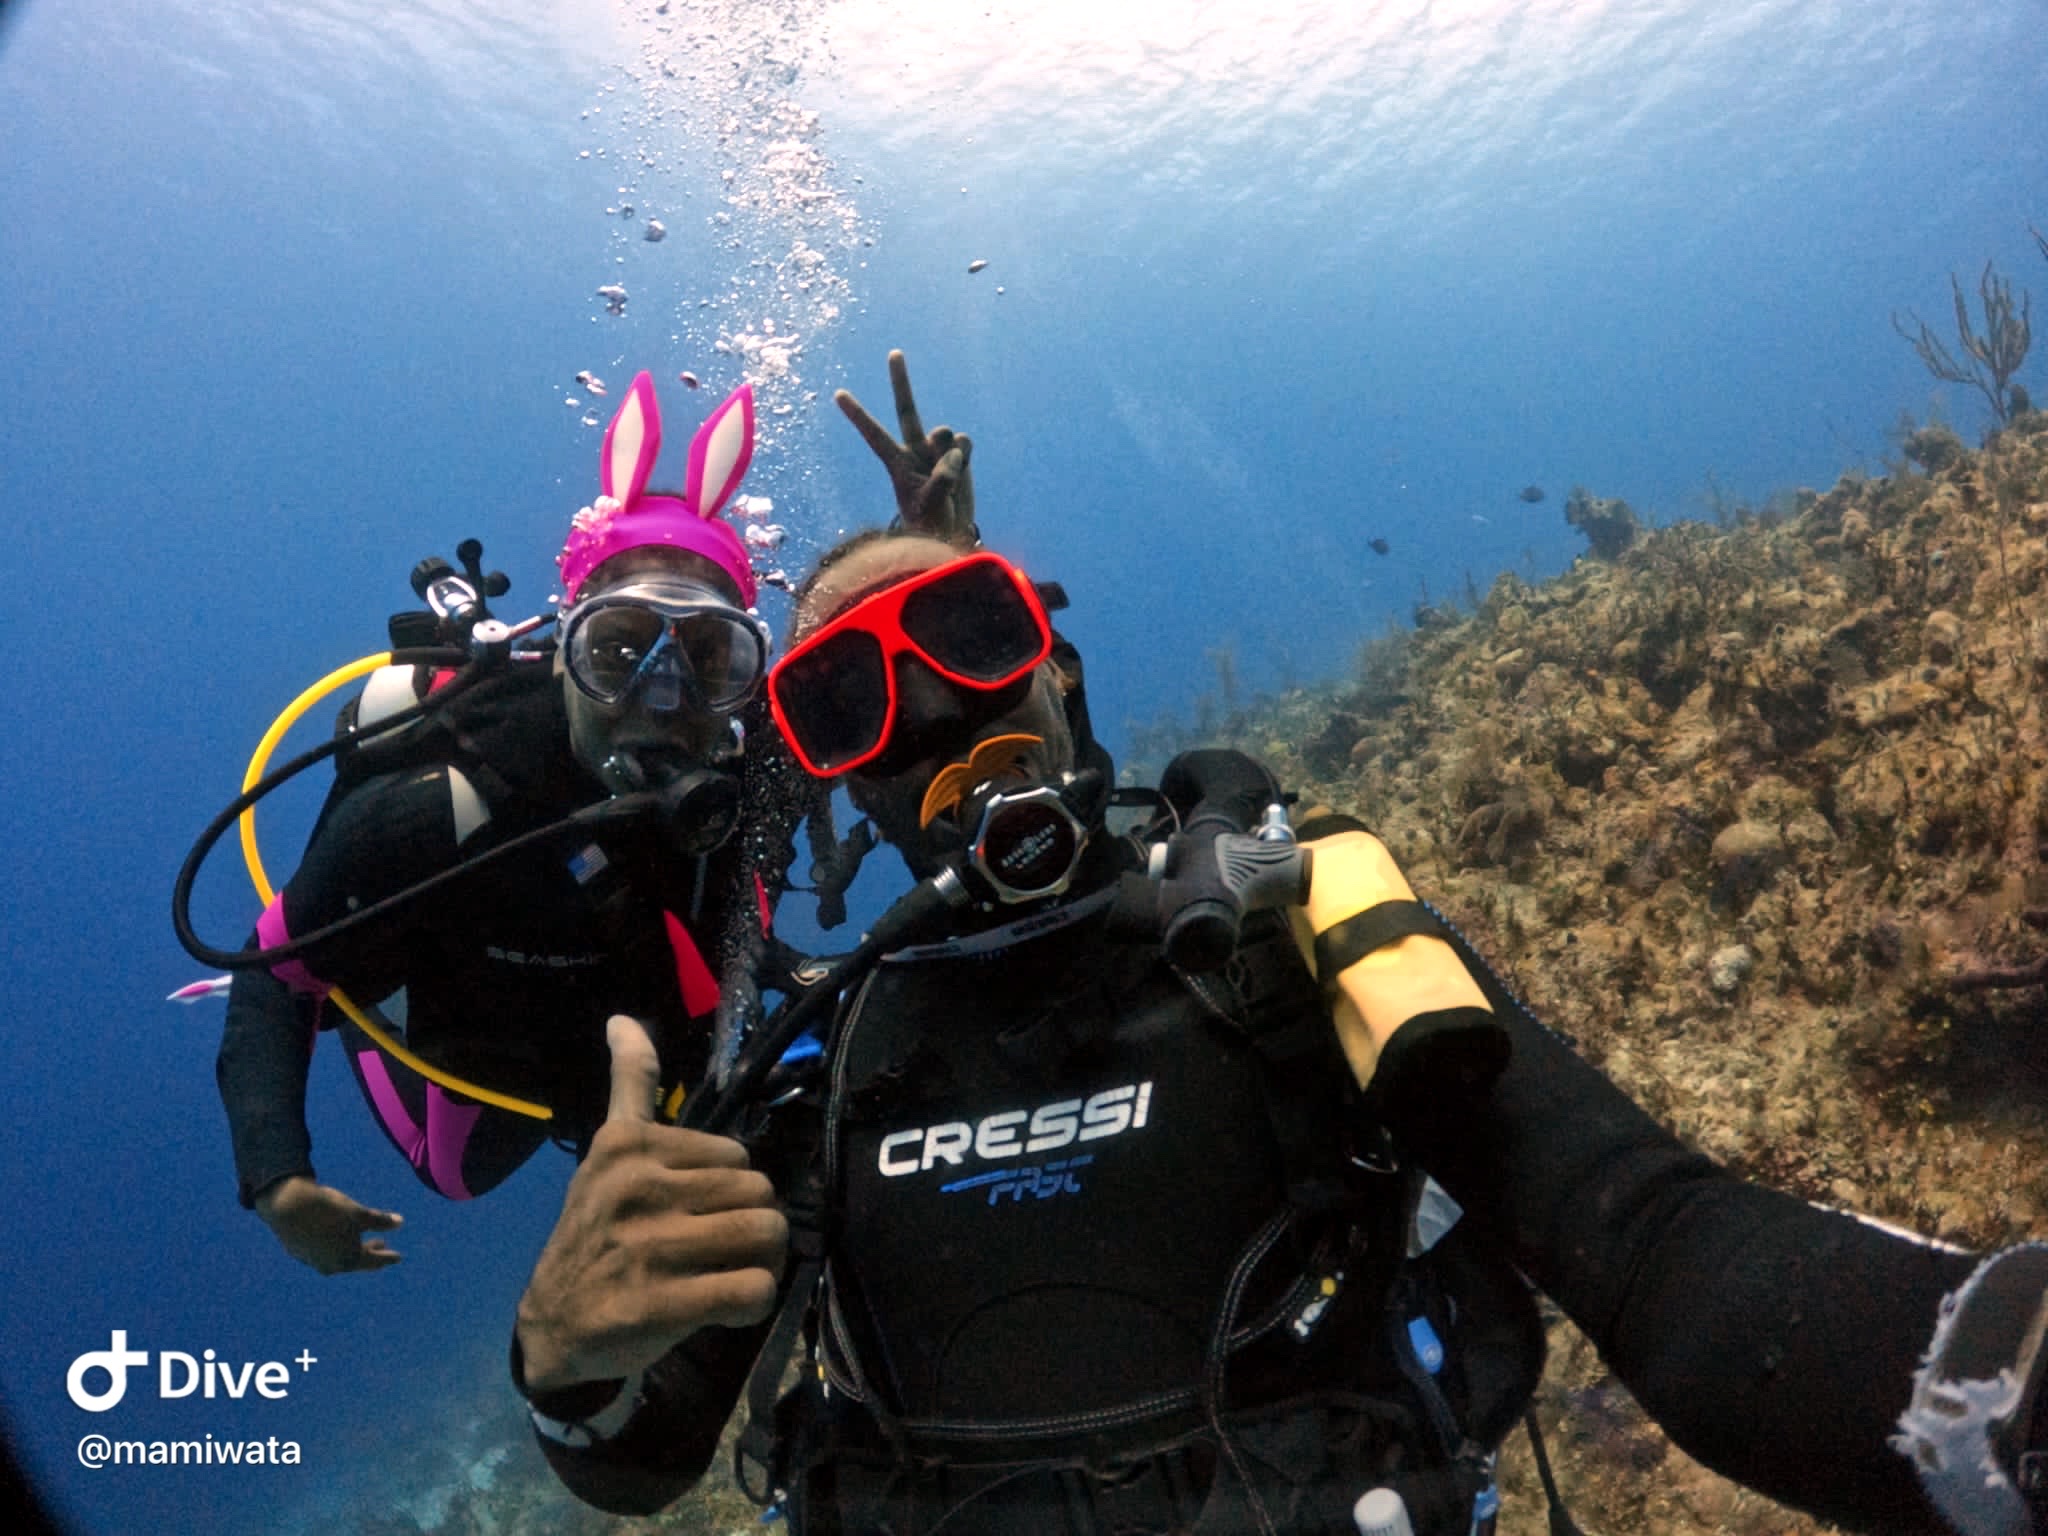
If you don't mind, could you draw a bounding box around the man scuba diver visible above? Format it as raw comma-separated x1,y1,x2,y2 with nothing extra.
510,354,2045,1536
209,370,773,1276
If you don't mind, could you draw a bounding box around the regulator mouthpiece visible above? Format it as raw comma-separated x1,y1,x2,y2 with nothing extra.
657,765,741,856
593,752,740,857
959,768,1104,905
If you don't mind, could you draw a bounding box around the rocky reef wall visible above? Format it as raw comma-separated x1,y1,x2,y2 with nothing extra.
1236,411,2048,1534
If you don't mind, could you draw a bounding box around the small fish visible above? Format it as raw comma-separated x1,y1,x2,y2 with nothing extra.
744,522,787,551
596,283,628,315
1471,513,1489,524
1368,537,1390,556
574,370,607,396
968,258,989,274
644,219,666,243
1518,484,1546,503
678,370,700,389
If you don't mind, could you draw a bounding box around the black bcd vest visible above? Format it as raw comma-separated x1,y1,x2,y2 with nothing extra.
741,896,1546,1536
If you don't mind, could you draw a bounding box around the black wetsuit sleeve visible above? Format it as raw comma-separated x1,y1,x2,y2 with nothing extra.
529,1318,772,1516
217,960,320,1208
1379,971,1981,1535
213,769,453,1207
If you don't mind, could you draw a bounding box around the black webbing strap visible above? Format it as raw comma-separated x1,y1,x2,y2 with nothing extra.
1314,900,1447,986
1200,920,1372,1214
1524,1406,1592,1536
734,1174,828,1504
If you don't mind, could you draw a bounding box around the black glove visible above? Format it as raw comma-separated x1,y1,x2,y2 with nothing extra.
1158,748,1282,836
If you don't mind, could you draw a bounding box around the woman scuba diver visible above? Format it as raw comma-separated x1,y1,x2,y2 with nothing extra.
194,370,774,1276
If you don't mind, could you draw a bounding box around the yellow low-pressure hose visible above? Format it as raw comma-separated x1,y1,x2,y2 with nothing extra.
241,653,553,1120
240,653,393,896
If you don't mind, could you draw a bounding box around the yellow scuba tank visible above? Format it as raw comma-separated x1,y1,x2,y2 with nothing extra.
1286,817,1502,1095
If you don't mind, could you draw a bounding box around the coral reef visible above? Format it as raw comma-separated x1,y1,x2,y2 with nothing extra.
1564,487,1643,561
321,1368,763,1536
1894,258,2034,426
1221,409,2048,1535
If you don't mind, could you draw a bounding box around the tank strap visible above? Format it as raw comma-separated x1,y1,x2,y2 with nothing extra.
735,1163,830,1505
1314,900,1450,983
330,664,526,813
1183,915,1393,1216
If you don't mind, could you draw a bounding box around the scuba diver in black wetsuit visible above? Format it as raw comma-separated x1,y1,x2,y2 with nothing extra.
507,353,2047,1535
194,371,776,1276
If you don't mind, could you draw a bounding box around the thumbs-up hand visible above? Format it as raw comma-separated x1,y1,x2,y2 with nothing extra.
515,1015,788,1395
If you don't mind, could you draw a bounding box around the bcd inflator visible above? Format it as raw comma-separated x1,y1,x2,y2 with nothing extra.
1106,748,1314,971
1108,800,1312,970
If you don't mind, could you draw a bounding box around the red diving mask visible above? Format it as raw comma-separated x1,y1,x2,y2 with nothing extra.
767,552,1054,778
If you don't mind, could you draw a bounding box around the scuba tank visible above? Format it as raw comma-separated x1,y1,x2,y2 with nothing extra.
172,536,541,972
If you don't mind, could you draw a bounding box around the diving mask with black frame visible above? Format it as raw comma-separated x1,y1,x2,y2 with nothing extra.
560,577,771,715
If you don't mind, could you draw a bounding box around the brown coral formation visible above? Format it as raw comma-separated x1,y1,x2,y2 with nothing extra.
1232,409,2048,1534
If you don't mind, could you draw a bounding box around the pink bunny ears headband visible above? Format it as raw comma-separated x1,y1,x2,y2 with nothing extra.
557,370,758,607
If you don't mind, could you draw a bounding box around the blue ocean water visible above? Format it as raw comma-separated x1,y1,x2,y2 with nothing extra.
1,1,2042,1531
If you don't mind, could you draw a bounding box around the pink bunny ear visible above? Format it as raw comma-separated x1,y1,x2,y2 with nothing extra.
600,371,663,505
684,384,755,520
